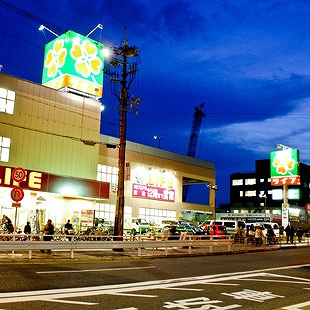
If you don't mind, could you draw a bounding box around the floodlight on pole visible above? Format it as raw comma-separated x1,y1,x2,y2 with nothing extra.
38,25,59,37
86,24,103,37
277,144,292,150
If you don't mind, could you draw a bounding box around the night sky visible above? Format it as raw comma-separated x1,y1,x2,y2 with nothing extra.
1,0,310,207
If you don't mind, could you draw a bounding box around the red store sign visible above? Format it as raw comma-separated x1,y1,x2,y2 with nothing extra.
0,165,110,199
271,176,300,186
132,183,175,202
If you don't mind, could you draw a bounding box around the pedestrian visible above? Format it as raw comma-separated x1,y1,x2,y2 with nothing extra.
168,224,178,240
42,219,54,253
284,224,295,244
255,226,263,246
249,227,255,244
64,219,74,240
266,227,276,244
3,215,14,233
24,221,31,234
296,226,304,242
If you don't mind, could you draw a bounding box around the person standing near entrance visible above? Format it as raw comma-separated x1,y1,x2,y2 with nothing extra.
24,221,31,234
24,221,31,240
42,219,54,253
64,219,74,240
64,220,73,234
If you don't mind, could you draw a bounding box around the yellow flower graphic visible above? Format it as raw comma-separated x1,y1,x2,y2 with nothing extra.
272,152,295,175
70,39,103,78
44,39,67,78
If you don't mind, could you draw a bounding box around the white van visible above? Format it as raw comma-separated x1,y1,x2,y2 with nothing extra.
255,222,280,238
206,220,245,235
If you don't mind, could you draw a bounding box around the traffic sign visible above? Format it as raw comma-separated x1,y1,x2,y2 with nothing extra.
11,186,24,202
12,167,26,183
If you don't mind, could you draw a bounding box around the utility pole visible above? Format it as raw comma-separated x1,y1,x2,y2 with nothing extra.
105,27,141,241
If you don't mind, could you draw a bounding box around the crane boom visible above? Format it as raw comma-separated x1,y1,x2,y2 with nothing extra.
187,103,206,157
183,103,206,202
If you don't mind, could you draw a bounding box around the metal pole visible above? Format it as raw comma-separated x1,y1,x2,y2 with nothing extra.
264,196,267,221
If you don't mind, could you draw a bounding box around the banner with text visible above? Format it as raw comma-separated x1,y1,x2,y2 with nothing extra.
132,183,175,202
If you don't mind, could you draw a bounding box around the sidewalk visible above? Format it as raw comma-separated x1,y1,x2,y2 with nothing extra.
0,239,309,263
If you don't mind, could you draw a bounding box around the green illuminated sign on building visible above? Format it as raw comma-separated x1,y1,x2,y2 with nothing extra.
42,30,104,98
270,148,300,186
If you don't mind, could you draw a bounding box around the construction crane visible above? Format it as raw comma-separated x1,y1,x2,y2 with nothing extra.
187,103,206,157
183,103,206,201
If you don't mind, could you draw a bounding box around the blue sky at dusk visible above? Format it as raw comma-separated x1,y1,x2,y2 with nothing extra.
1,0,310,206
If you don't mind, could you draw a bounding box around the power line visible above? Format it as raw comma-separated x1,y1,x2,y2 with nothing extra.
0,0,66,34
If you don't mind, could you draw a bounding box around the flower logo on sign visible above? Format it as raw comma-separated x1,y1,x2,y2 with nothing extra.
272,152,295,175
44,39,67,78
70,38,103,79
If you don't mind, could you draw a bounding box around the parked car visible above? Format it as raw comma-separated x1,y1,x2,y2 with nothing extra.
197,223,227,237
94,218,114,235
205,220,246,236
124,218,151,235
162,220,202,235
206,224,227,238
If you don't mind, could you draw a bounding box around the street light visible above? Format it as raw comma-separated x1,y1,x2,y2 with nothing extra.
207,183,218,220
104,27,141,243
154,136,162,148
259,193,268,221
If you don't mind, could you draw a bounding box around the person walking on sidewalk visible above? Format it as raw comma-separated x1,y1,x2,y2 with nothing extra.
285,224,295,244
296,226,304,242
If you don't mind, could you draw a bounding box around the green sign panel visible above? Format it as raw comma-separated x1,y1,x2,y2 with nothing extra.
42,30,104,98
270,149,300,186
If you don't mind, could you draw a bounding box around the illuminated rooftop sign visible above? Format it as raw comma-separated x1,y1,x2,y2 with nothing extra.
270,148,300,186
42,30,104,98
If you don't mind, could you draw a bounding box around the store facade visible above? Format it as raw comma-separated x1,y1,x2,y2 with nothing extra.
0,73,216,233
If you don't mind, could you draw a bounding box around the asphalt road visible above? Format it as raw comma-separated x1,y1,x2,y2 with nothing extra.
0,247,309,309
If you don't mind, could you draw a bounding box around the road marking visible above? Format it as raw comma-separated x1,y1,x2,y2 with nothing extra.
37,265,156,274
278,300,310,309
0,264,308,306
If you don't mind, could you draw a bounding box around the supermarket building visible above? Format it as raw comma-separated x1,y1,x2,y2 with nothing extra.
0,73,216,232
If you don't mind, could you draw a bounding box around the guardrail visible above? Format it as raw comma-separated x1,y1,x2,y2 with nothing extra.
0,233,308,260
0,233,234,259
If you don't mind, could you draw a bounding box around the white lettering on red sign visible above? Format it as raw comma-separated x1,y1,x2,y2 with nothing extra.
0,167,42,190
132,183,175,202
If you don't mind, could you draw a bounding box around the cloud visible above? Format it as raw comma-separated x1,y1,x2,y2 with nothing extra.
207,98,310,162
151,0,204,41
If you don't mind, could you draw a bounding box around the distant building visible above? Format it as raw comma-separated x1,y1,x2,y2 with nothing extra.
230,159,310,228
